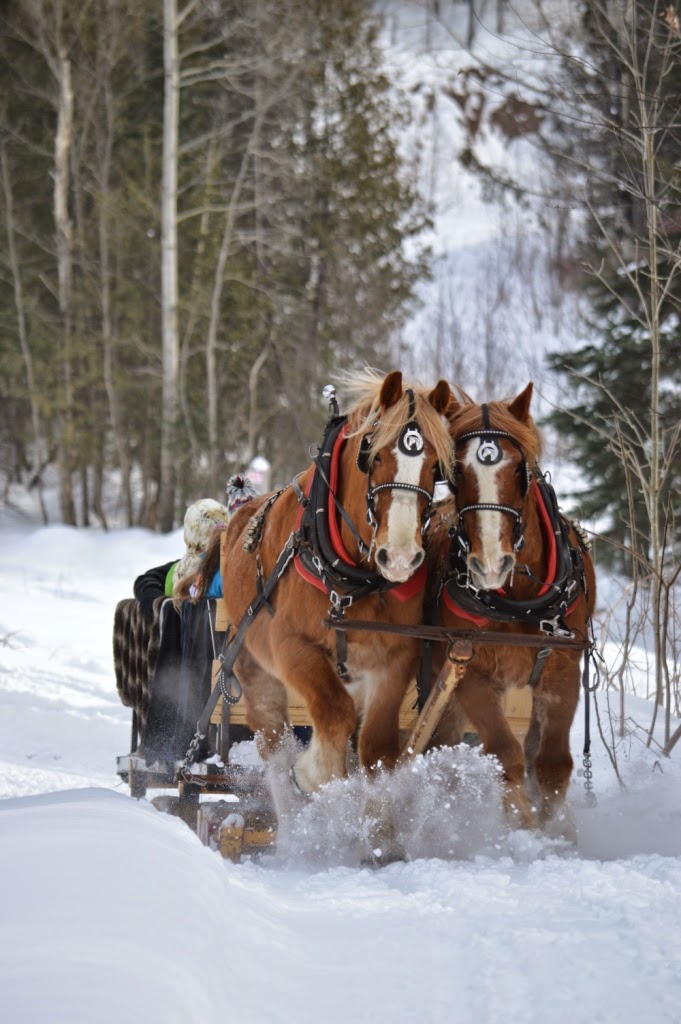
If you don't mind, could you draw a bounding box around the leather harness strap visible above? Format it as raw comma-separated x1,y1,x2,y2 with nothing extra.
293,415,428,611
443,473,584,638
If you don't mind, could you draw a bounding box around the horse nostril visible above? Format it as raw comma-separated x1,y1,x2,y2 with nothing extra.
411,549,425,569
469,554,514,585
499,555,515,580
469,556,484,578
376,547,389,567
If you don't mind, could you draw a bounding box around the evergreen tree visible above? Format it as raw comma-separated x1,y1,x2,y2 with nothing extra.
544,0,681,574
253,0,431,483
547,268,681,570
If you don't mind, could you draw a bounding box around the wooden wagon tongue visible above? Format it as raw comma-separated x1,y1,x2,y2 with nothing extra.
403,639,473,757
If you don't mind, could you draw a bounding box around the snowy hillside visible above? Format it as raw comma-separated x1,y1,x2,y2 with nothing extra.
380,0,589,419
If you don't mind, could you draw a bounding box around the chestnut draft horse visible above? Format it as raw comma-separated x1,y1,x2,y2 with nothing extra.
206,370,453,795
428,383,595,832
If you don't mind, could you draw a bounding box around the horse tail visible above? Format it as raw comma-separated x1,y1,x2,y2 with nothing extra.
172,526,225,610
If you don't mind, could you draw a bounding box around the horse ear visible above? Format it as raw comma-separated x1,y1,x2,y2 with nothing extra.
428,379,451,415
443,395,462,423
508,382,533,423
379,370,403,410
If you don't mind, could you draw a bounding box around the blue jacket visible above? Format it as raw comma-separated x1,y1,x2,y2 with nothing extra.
205,570,222,599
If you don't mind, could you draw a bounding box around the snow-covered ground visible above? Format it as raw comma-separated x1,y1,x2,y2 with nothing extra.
1,518,681,1024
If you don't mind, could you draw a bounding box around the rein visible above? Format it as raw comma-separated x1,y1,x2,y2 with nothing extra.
177,528,298,781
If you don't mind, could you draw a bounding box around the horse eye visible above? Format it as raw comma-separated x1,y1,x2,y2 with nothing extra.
374,454,382,465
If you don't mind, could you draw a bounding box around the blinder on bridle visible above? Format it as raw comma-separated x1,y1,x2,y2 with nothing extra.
451,403,532,555
355,388,440,536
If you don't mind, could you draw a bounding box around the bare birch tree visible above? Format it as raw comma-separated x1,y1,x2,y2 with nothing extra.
158,0,183,532
0,137,48,523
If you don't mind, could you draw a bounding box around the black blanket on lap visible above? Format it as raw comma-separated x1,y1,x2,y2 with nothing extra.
112,595,165,737
113,598,214,765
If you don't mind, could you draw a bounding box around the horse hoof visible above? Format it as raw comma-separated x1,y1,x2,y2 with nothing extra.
503,787,537,830
360,846,404,869
289,767,312,799
542,805,577,843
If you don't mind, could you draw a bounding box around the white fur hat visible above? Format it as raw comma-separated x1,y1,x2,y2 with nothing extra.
172,498,230,594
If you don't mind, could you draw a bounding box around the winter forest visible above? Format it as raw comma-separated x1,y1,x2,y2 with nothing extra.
1,0,680,734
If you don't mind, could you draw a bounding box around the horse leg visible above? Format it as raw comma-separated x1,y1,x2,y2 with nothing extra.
455,666,536,829
352,661,417,864
235,649,289,759
273,631,357,793
527,652,580,829
356,664,415,772
523,704,542,804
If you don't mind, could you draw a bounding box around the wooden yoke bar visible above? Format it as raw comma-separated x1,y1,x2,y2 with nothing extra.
402,639,473,758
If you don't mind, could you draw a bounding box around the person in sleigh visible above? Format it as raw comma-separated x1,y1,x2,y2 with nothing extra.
133,474,258,620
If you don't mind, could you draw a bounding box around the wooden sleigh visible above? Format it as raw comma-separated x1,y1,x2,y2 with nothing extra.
116,595,533,862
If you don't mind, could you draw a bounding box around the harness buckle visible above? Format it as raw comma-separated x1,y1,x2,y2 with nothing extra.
329,591,353,617
540,615,573,639
312,553,325,577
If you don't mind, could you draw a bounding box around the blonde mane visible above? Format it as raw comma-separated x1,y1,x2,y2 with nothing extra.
451,396,543,464
335,368,453,478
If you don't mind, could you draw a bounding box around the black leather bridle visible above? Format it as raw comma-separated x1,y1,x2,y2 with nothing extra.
357,388,441,541
450,409,532,558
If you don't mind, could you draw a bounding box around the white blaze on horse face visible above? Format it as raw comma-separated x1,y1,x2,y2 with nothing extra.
376,444,426,582
462,438,510,588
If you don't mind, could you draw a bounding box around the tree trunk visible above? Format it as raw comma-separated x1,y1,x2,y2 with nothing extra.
0,140,48,524
54,49,77,526
99,76,133,526
158,0,181,531
178,137,220,501
247,337,272,462
204,119,261,492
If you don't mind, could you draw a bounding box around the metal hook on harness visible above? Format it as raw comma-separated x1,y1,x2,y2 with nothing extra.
329,590,354,619
217,656,242,705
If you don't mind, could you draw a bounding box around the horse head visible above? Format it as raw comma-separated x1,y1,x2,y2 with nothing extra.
345,369,453,583
448,382,542,591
